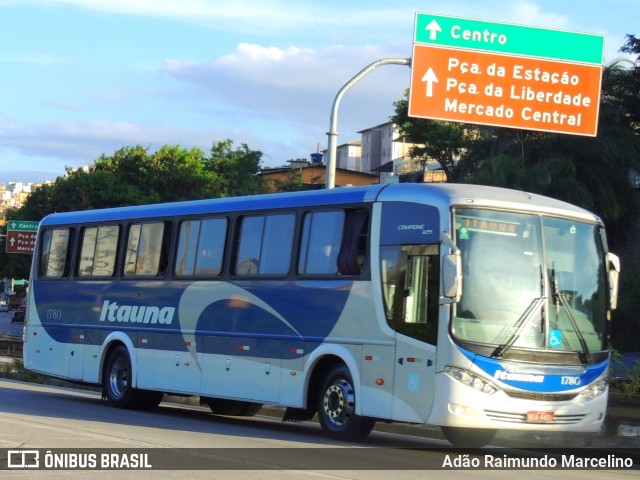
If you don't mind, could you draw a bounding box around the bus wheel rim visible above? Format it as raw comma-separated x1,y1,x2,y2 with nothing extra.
322,379,355,426
109,357,129,399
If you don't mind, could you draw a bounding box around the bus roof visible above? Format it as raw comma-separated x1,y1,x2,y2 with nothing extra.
39,184,386,226
39,183,601,226
377,183,602,224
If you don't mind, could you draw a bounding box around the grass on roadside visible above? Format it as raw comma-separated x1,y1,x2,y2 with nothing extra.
0,357,50,383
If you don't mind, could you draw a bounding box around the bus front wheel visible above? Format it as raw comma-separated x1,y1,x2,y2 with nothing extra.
317,364,375,441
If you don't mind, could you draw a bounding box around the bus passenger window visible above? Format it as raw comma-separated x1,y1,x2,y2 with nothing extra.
175,218,227,276
337,210,369,275
175,220,200,275
124,222,169,277
236,214,295,276
298,210,344,275
40,228,71,278
78,225,119,277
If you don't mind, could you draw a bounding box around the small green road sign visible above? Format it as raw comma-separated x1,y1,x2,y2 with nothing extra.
6,220,39,254
414,13,604,65
7,220,39,232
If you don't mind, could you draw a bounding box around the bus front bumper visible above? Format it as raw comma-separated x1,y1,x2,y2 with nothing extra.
427,372,607,432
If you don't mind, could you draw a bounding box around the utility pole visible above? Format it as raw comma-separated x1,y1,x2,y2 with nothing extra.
325,58,411,189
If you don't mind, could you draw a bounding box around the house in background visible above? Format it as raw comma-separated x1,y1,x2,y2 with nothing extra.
260,155,379,192
261,120,447,191
336,140,362,171
358,121,445,184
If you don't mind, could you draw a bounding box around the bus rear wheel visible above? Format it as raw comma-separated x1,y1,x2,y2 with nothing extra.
317,364,375,441
441,426,497,447
103,345,163,410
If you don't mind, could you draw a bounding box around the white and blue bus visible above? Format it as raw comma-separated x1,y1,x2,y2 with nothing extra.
23,183,619,447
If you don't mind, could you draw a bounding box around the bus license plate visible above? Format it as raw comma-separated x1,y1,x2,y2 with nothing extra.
527,411,554,423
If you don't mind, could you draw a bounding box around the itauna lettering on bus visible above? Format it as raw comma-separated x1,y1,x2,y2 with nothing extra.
99,300,175,325
461,217,518,234
494,369,544,383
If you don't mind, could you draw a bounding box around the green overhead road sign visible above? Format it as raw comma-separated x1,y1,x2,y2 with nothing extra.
409,13,604,136
7,220,39,232
6,220,38,254
415,13,604,65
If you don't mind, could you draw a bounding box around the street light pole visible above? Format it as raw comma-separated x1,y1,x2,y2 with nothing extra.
325,57,411,189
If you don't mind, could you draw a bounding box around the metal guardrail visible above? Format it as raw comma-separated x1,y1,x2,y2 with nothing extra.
0,336,22,357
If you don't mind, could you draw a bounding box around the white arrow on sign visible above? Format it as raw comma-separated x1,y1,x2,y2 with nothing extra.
421,68,438,97
425,19,442,40
9,237,15,246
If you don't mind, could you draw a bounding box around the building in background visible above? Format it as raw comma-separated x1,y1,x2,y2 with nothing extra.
0,181,51,226
260,155,379,191
336,140,362,171
361,122,446,184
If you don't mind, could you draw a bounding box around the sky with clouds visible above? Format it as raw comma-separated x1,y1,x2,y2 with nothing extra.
0,0,637,184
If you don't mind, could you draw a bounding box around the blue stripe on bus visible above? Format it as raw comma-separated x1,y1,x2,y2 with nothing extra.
33,279,353,358
459,347,607,392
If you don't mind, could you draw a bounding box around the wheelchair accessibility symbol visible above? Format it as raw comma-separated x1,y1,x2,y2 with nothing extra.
549,330,563,349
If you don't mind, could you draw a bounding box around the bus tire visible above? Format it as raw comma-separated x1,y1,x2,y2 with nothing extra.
317,364,375,441
441,426,497,447
103,345,160,410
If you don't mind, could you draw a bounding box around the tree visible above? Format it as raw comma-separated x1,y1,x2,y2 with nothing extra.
205,140,265,197
0,140,266,279
617,34,640,129
92,145,220,203
391,91,480,181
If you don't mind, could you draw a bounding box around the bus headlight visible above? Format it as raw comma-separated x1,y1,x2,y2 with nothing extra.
445,366,498,395
579,380,607,401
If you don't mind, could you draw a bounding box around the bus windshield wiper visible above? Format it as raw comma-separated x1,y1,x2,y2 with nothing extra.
551,265,592,365
491,266,546,359
490,297,544,358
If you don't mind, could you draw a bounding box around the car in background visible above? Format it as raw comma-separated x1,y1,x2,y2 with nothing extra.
0,303,8,312
10,309,25,323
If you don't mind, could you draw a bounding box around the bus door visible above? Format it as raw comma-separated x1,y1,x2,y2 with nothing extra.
388,246,438,423
379,202,440,423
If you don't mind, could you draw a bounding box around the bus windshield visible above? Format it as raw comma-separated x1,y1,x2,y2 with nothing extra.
452,208,608,362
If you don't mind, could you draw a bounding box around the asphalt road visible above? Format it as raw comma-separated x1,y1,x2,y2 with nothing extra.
0,379,638,480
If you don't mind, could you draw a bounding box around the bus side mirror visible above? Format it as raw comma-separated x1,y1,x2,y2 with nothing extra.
607,252,620,310
442,253,462,303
